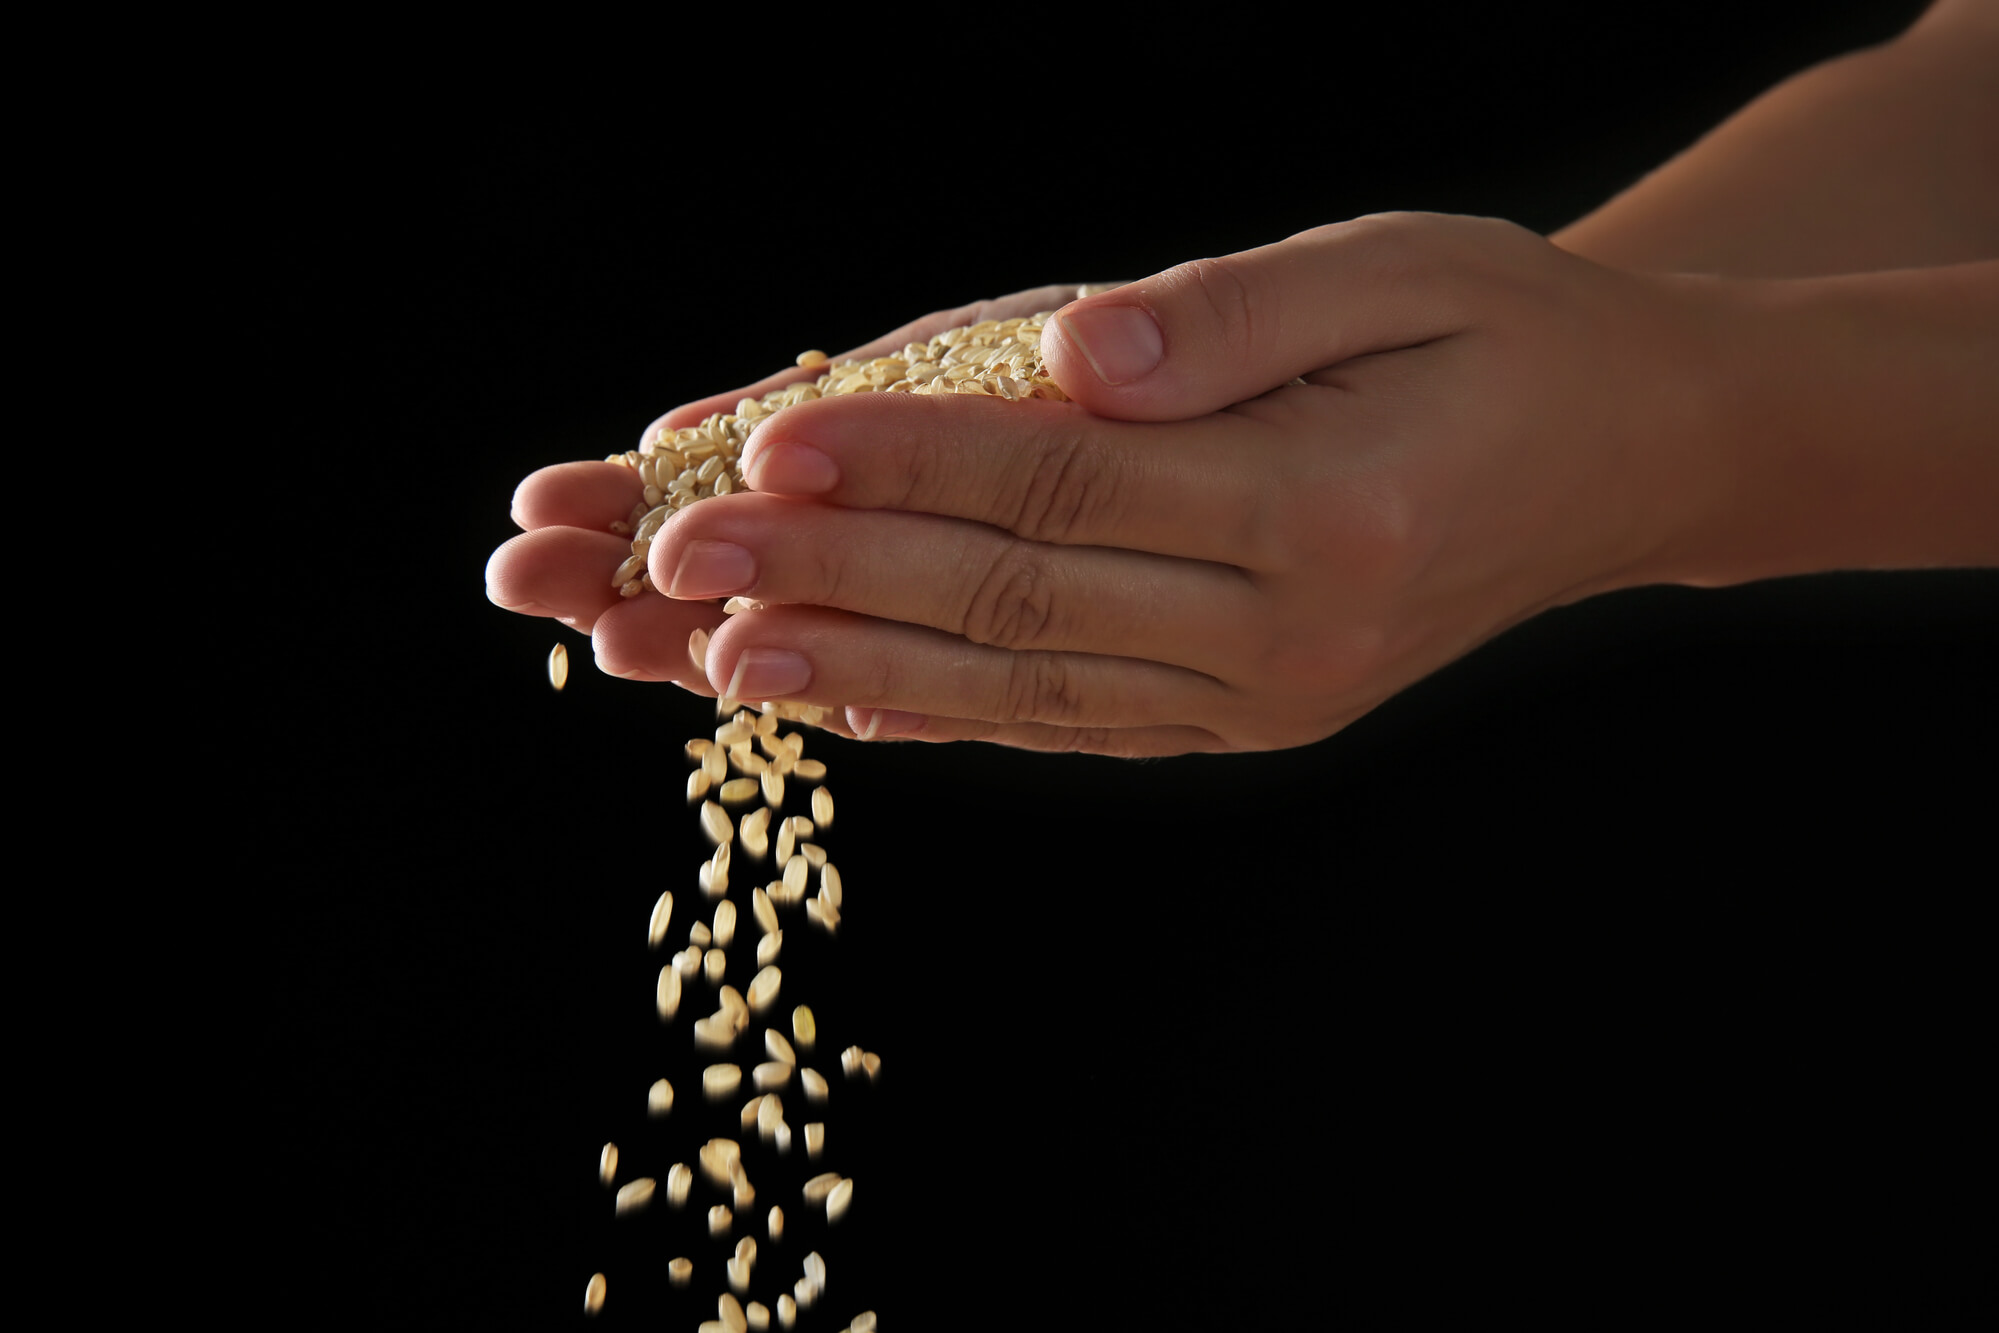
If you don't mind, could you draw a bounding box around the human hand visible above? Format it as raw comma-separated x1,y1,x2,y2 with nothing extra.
486,282,1126,703
611,213,1738,755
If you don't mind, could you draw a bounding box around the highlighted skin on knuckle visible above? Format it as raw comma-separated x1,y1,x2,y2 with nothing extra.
1005,428,1124,545
999,651,1087,726
1166,255,1259,361
960,548,1059,651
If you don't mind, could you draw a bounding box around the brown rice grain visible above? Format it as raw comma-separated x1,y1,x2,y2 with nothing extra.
862,1052,881,1081
688,769,713,802
700,801,733,846
804,1251,827,1295
748,965,781,1011
548,643,569,691
820,863,842,907
741,807,771,858
752,887,779,936
731,1159,755,1209
740,1094,766,1131
648,1078,673,1116
811,786,833,827
648,892,674,948
793,758,827,780
769,1205,785,1239
714,900,738,948
669,1257,693,1286
753,1060,792,1092
775,819,797,866
840,1046,864,1077
700,1138,741,1187
792,1006,817,1050
719,777,760,806
765,1030,797,1066
614,1177,655,1215
805,1122,825,1159
802,1173,841,1205
704,948,728,984
598,1142,618,1185
782,854,808,899
584,1272,606,1315
801,1067,828,1102
826,1178,853,1222
778,1293,797,1328
709,1205,733,1236
762,769,786,808
703,747,728,785
801,842,827,869
704,1064,743,1099
690,921,712,949
667,1163,692,1206
722,1293,748,1331
657,965,682,1019
748,1301,771,1330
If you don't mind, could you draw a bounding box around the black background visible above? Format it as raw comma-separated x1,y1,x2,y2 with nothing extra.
228,3,1992,1325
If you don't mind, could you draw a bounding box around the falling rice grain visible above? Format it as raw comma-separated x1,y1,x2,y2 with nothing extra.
748,965,781,1011
657,965,682,1020
747,1301,771,1330
647,1078,673,1116
741,807,771,858
720,985,748,1030
667,1163,692,1206
782,855,808,899
821,863,842,907
805,897,838,933
714,900,738,948
805,1122,824,1158
721,1293,748,1331
804,1251,827,1295
615,1177,655,1215
700,1138,741,1187
584,1272,606,1315
827,1177,854,1222
840,1046,864,1077
599,1142,618,1185
704,1064,743,1099
757,930,782,967
549,643,569,691
669,1257,692,1286
648,891,674,948
740,1094,766,1132
851,1315,877,1332
731,1159,756,1208
801,843,827,869
802,1173,841,1205
793,1006,816,1050
701,801,733,846
693,1013,736,1049
720,777,760,806
766,1030,796,1065
779,1292,799,1325
688,769,712,802
703,745,728,785
862,1052,881,1080
754,1060,792,1091
795,1279,815,1309
709,1205,733,1236
812,786,834,827
757,1092,784,1139
768,1205,784,1240
794,758,827,780
801,1067,828,1102
775,819,796,866
679,945,704,977
690,921,712,949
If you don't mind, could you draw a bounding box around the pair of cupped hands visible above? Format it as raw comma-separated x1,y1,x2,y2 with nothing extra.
489,213,1738,756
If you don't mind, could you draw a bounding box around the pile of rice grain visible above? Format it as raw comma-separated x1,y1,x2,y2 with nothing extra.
604,313,1067,613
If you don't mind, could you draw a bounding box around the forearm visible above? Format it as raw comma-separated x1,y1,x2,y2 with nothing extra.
1553,9,1999,278
1664,261,1999,585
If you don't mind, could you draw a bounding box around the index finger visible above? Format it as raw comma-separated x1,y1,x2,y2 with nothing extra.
735,388,1295,570
648,283,1116,435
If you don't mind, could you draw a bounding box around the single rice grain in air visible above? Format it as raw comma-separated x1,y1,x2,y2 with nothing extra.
549,643,569,691
584,1272,605,1315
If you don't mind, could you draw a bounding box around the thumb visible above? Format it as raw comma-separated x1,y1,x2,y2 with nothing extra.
1041,212,1489,421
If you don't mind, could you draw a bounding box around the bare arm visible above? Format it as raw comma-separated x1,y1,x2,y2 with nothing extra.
1552,0,1999,276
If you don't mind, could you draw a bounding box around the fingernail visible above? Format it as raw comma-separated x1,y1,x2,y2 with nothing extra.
845,707,925,741
669,541,757,599
746,441,840,494
1059,304,1163,385
718,648,812,701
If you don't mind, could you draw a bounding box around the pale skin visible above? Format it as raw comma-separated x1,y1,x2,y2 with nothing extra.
487,1,1999,757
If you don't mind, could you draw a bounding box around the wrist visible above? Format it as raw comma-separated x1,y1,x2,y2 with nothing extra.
1666,263,1999,588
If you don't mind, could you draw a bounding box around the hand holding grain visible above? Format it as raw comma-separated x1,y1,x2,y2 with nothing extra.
491,214,1998,755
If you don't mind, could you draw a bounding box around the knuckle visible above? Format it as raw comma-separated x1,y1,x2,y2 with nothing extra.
1005,426,1126,545
1164,254,1259,356
999,651,1087,726
959,546,1061,651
